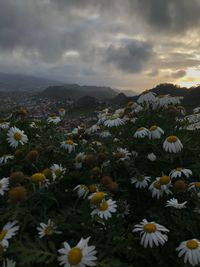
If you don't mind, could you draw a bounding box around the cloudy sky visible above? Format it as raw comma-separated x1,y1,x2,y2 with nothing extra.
1,0,200,93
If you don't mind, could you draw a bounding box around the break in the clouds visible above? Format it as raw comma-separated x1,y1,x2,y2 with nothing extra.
0,0,200,92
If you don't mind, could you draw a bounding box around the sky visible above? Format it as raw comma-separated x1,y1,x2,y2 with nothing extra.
1,0,200,93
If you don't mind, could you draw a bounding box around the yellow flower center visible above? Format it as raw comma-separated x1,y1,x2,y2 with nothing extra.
68,247,82,265
150,125,157,131
65,140,74,145
153,181,161,189
88,184,97,193
55,169,62,177
186,240,199,250
31,173,45,183
195,182,200,188
176,168,182,171
59,108,65,112
159,175,170,185
90,192,105,205
115,152,126,159
99,200,109,211
0,229,8,241
137,175,145,181
14,132,22,141
167,136,178,143
143,223,157,233
80,184,89,191
44,225,54,236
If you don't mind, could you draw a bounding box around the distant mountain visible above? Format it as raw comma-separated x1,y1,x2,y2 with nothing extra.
112,93,128,105
41,84,118,100
0,73,64,91
122,89,137,96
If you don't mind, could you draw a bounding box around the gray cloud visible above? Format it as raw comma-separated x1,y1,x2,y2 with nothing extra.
0,0,199,91
104,40,154,73
170,70,187,78
132,0,200,33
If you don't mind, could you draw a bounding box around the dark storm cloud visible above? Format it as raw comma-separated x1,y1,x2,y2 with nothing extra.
104,40,154,73
0,0,97,62
0,0,200,91
132,0,200,33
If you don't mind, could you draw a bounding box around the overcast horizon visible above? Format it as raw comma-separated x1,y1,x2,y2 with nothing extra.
1,0,200,93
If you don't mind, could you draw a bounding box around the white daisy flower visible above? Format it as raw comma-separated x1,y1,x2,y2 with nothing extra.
188,182,200,192
74,152,85,169
193,107,200,114
147,153,156,161
0,155,14,165
176,239,200,266
149,181,164,199
7,127,28,148
91,199,117,220
101,160,110,167
156,175,171,191
0,177,9,196
134,127,150,138
47,115,61,124
58,236,97,267
137,91,156,105
149,180,171,199
114,148,131,161
73,185,89,199
71,127,79,135
86,124,100,134
103,115,124,127
131,176,151,189
133,219,169,248
163,136,183,153
99,131,112,138
0,221,19,248
37,219,61,238
0,122,10,130
61,140,77,153
115,108,124,115
149,125,164,139
30,121,39,128
2,258,16,267
134,104,143,113
50,164,66,180
165,198,187,209
170,168,192,179
88,192,106,206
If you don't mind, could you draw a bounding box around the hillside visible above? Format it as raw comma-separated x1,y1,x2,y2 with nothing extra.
41,84,118,100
